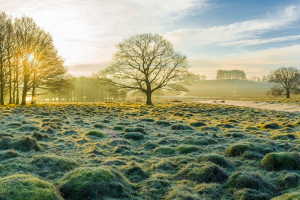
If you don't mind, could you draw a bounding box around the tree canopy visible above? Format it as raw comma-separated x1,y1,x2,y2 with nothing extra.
103,33,190,105
0,13,68,105
216,70,246,80
267,67,300,98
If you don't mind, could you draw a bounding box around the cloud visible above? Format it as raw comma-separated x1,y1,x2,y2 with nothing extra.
1,0,207,67
221,35,300,46
165,4,300,47
68,62,108,77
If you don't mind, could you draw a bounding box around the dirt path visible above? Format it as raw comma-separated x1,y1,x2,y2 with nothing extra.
199,100,300,113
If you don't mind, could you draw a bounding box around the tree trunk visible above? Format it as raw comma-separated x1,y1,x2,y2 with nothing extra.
15,63,19,105
16,75,19,105
21,74,30,106
0,81,3,105
286,91,290,98
0,57,4,105
31,86,35,104
146,90,152,105
31,70,36,104
21,84,28,105
8,59,12,104
12,68,15,104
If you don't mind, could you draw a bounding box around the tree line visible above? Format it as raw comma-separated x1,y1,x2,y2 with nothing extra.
0,12,67,105
1,18,190,105
39,75,126,102
216,70,246,80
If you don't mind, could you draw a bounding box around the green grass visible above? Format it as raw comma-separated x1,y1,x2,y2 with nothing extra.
0,174,63,200
84,130,106,137
0,102,299,199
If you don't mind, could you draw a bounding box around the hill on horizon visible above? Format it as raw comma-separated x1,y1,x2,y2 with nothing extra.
185,79,273,99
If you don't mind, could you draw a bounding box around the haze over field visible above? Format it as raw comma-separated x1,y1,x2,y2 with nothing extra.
2,0,300,78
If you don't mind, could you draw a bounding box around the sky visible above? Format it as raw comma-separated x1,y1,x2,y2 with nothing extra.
1,0,300,79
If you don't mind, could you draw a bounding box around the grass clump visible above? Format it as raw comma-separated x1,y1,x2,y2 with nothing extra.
154,159,177,171
155,120,171,126
31,154,78,174
18,125,40,132
271,134,295,140
245,125,259,131
166,184,201,200
226,143,251,157
261,123,280,129
113,125,124,131
123,127,146,133
123,132,144,140
272,192,300,200
216,123,234,128
113,145,130,153
85,130,106,137
122,162,148,182
0,174,63,200
233,189,270,200
189,121,206,127
176,145,200,154
7,122,22,127
140,179,169,199
0,150,20,161
199,126,219,132
32,131,49,140
141,118,155,122
59,167,132,200
93,124,105,129
281,173,300,187
226,172,276,192
170,124,192,130
142,141,159,149
177,162,228,183
195,183,230,199
261,152,300,170
0,136,41,152
226,142,272,157
196,154,233,168
153,146,175,155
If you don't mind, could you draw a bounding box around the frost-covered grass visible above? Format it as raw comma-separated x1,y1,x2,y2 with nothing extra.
0,102,300,199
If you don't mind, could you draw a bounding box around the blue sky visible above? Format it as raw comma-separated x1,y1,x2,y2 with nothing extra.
1,0,300,79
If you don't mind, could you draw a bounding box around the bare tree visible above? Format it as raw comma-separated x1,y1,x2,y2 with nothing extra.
103,33,190,105
15,16,67,105
4,17,14,104
0,12,9,105
267,67,300,98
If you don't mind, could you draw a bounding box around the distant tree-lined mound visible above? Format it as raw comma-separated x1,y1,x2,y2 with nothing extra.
216,70,246,80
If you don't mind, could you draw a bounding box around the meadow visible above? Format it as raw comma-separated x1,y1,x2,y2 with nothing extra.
184,79,300,106
1,102,300,199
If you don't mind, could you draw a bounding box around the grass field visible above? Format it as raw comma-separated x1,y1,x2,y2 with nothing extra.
1,103,300,199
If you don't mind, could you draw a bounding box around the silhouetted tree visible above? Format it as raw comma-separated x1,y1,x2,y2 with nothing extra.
103,33,190,105
267,67,300,98
15,16,67,105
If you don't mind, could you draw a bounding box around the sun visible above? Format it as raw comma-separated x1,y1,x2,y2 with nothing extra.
27,54,34,62
26,96,32,102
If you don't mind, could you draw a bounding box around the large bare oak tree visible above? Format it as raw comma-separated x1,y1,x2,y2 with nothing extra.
104,33,190,105
267,67,300,98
